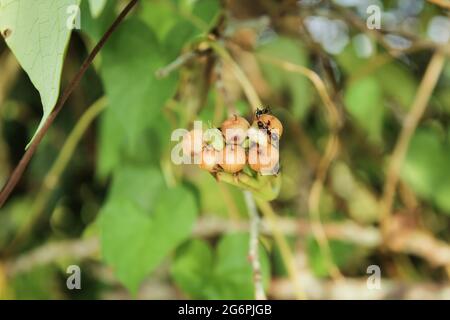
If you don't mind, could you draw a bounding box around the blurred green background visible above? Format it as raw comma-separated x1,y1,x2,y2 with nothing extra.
0,0,449,299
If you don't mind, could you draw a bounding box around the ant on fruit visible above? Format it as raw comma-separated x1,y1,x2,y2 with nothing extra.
255,107,271,131
255,107,271,119
255,107,281,144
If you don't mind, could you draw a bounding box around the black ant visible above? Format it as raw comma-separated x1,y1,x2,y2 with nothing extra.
255,107,271,119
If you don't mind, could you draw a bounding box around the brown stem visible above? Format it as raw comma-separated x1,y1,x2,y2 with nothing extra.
0,0,139,208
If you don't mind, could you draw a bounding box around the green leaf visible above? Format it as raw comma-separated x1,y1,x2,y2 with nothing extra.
170,239,214,299
307,237,355,278
107,166,166,211
88,0,107,18
139,0,179,41
258,37,313,120
171,233,270,299
402,128,450,214
337,42,417,110
161,0,221,59
336,42,367,74
100,166,198,293
140,0,219,59
207,233,270,299
97,107,123,179
99,19,177,175
402,129,443,198
375,63,417,109
191,0,221,25
435,180,450,213
12,265,57,299
80,0,116,42
344,76,384,143
0,197,33,248
0,0,80,144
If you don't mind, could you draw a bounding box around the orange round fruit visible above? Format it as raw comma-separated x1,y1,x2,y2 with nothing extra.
254,114,283,139
220,144,246,173
221,115,250,145
248,143,279,174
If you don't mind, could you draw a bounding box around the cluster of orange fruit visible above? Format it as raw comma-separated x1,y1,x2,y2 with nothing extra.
182,109,283,175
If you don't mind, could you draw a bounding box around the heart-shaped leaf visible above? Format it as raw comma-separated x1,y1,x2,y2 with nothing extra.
100,166,198,293
98,19,178,176
0,0,80,144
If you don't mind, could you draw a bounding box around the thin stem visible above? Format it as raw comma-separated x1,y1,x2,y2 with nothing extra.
379,50,446,237
214,60,238,116
255,198,306,300
0,0,139,208
244,191,266,300
208,41,262,112
6,97,108,254
155,51,197,78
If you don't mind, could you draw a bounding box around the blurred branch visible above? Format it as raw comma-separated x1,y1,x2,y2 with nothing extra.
388,227,450,268
95,264,450,300
244,191,266,300
5,97,108,254
379,50,447,237
195,216,381,247
271,276,450,300
208,41,262,112
196,216,450,268
215,60,239,116
5,217,379,278
4,216,450,278
4,237,99,278
0,0,139,208
155,51,197,78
